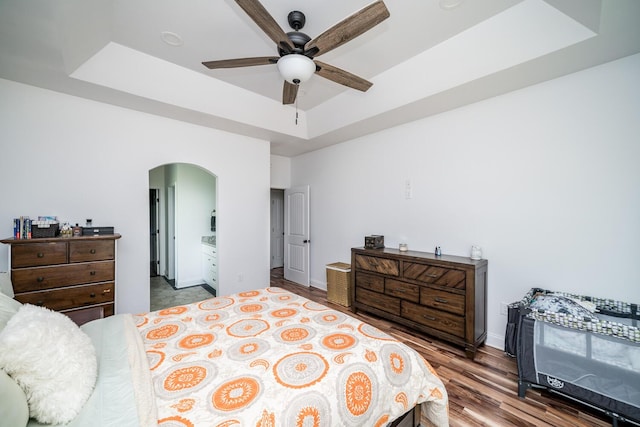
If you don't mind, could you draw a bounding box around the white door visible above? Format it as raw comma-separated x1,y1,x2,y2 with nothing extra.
270,189,284,268
284,186,310,285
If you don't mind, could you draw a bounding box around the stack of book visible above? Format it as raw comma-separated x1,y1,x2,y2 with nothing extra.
12,216,58,239
13,216,32,239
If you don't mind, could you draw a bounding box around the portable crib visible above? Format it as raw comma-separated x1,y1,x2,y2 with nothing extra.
505,288,640,426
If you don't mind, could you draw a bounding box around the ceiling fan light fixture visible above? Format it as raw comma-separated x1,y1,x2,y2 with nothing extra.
277,54,315,85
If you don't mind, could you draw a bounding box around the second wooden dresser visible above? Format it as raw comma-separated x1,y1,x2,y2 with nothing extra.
1,234,121,325
351,247,488,359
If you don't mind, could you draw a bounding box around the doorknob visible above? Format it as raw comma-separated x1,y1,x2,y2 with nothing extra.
303,239,310,243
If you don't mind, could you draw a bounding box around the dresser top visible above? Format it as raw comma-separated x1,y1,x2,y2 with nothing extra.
352,246,487,267
1,234,121,244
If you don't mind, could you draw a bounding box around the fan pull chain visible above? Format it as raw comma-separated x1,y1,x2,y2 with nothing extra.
295,96,299,125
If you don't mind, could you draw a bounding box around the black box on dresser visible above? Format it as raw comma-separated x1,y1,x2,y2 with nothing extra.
82,226,115,236
364,235,385,249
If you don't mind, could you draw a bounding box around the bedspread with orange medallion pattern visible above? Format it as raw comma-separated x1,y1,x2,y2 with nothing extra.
134,287,448,427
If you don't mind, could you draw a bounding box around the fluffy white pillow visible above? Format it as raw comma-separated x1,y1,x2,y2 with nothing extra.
0,304,98,424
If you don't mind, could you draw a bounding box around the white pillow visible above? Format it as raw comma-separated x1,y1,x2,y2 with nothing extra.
0,291,21,332
0,368,29,427
0,304,98,424
0,272,14,297
0,369,29,427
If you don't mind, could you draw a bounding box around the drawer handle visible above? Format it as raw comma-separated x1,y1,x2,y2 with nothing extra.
37,276,44,282
103,289,111,294
434,297,448,304
90,249,96,254
423,315,437,321
425,273,439,278
37,252,44,258
36,300,44,306
90,293,96,298
90,271,96,276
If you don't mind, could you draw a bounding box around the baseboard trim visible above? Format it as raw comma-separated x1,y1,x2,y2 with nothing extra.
486,331,505,351
310,278,326,290
162,276,215,295
201,283,216,297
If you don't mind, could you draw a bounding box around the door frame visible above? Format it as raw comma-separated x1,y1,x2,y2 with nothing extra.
167,184,176,281
270,189,285,269
149,188,161,276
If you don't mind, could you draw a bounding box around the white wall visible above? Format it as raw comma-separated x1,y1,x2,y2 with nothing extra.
291,53,640,349
0,78,271,315
270,155,291,189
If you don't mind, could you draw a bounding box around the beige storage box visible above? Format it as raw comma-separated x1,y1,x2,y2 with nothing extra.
326,262,352,307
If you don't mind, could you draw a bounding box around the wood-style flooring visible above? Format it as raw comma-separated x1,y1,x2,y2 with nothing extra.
270,268,631,427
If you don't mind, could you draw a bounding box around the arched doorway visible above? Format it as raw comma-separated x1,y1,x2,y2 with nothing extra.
149,163,217,310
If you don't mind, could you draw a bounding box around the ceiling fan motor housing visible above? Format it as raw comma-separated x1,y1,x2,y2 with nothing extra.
288,11,305,30
286,31,311,51
278,11,310,56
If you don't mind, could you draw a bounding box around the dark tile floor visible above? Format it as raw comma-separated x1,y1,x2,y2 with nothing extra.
149,276,215,311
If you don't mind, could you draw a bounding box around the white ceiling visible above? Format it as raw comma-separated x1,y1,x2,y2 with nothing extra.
1,0,639,156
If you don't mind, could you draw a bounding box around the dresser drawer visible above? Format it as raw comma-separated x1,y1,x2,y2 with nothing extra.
355,287,400,316
64,304,113,325
69,240,114,262
403,262,466,290
11,261,115,293
202,252,217,268
11,242,68,268
202,244,216,258
420,287,465,316
355,272,384,293
65,305,106,326
401,301,464,338
15,282,114,311
385,279,419,303
354,254,399,276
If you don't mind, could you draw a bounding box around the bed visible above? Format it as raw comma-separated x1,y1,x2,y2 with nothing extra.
0,286,449,427
505,288,640,426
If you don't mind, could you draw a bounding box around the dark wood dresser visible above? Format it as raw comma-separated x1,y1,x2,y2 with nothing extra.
351,247,488,359
1,234,121,325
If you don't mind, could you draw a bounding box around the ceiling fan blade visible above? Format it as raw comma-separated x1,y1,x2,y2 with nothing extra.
282,81,298,105
304,0,390,57
235,0,294,51
202,56,279,69
314,61,372,92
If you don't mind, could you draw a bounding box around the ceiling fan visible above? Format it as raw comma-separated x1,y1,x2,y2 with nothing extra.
202,0,390,105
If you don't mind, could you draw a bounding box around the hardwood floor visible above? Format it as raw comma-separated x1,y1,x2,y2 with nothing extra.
270,268,630,427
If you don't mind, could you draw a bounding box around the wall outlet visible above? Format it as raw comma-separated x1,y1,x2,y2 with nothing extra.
405,179,413,199
500,302,508,316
